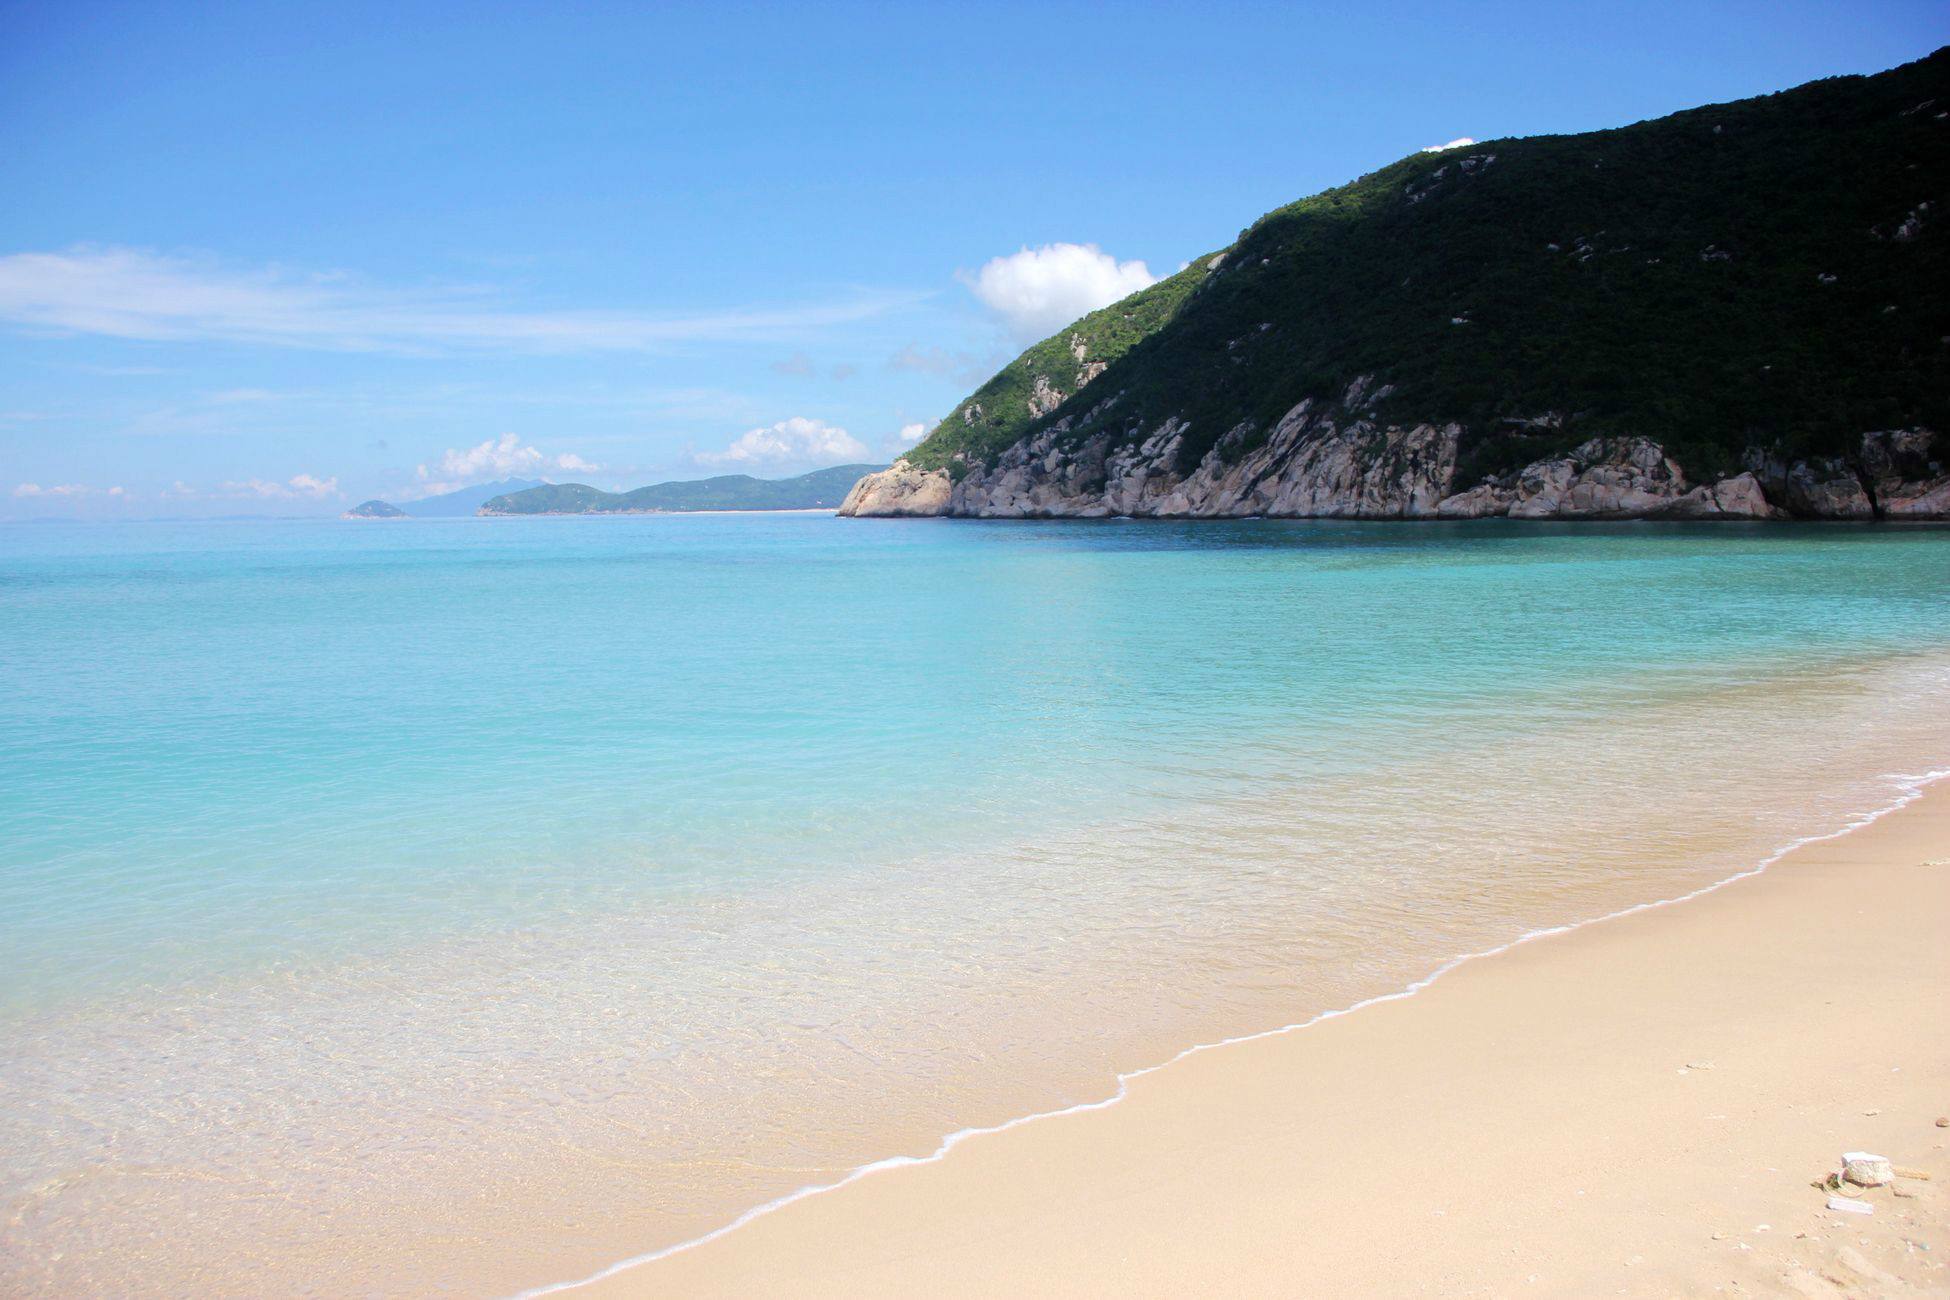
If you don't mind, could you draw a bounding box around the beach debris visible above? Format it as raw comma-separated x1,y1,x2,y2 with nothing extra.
1684,1061,1715,1070
1894,1166,1931,1180
1936,1116,1948,1127
1828,1196,1876,1216
1842,1152,1895,1187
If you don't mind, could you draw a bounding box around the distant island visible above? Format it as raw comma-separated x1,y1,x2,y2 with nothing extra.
842,48,1950,521
478,464,883,515
341,478,547,520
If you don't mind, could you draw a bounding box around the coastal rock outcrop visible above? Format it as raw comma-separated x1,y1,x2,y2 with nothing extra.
837,385,1945,523
1746,451,1876,519
843,388,1462,520
1862,428,1950,517
835,460,953,517
1745,429,1950,520
1438,440,1778,520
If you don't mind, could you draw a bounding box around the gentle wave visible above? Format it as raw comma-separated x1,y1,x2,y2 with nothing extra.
514,762,1950,1298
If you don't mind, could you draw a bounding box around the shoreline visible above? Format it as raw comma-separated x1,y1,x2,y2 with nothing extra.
518,767,1950,1298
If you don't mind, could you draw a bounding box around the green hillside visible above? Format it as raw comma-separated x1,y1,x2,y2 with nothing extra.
903,48,1949,487
480,464,883,514
900,258,1217,473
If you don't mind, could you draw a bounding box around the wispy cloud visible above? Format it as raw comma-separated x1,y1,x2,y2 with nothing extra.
0,246,915,355
696,417,868,471
1421,137,1476,153
14,481,110,498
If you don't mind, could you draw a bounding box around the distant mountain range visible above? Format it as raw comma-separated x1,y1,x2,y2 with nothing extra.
478,465,883,515
344,478,546,519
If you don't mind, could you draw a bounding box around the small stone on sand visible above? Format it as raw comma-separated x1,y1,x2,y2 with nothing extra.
1828,1197,1875,1216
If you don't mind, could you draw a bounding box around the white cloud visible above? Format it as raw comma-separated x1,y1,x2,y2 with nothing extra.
220,474,342,500
894,422,929,446
770,352,815,377
14,482,85,497
0,246,913,355
1421,137,1476,153
415,433,600,490
962,243,1156,340
697,417,870,471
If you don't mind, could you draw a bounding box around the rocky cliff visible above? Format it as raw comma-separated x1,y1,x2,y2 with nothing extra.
842,48,1949,524
840,378,1948,521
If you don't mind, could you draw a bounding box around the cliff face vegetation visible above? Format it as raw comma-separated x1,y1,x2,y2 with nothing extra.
846,48,1950,521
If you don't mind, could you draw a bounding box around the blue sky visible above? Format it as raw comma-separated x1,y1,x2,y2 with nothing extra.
2,0,1943,516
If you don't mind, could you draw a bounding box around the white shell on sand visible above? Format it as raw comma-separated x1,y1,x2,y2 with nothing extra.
1827,1196,1876,1216
1841,1152,1894,1187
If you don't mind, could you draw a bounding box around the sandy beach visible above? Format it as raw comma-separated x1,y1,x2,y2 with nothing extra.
554,778,1950,1299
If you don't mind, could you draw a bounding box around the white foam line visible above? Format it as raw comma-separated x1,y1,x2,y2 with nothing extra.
510,765,1950,1299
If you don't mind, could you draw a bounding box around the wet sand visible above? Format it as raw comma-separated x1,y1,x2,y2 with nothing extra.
558,780,1950,1298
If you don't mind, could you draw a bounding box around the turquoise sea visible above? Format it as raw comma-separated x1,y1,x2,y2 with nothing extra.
4,514,1949,1295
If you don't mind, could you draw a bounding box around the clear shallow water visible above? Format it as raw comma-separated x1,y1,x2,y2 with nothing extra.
2,515,1949,1295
